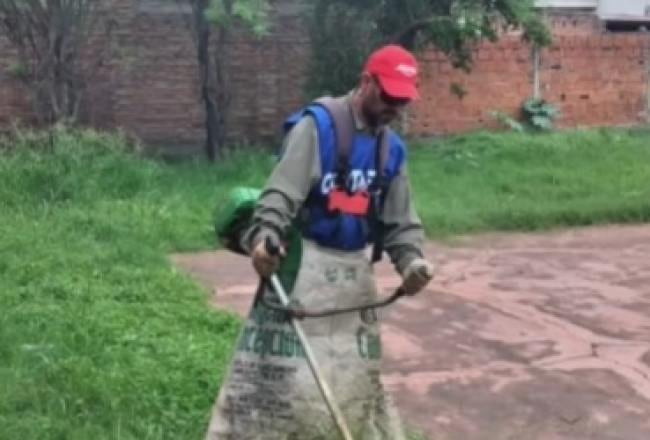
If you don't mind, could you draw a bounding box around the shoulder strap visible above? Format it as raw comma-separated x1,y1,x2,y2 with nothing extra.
370,127,392,264
378,127,390,182
314,96,391,182
314,96,355,181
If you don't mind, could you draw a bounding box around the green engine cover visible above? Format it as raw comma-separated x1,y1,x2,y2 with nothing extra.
214,187,262,255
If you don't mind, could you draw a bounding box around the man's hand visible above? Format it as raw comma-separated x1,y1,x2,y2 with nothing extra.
251,238,286,278
401,258,434,295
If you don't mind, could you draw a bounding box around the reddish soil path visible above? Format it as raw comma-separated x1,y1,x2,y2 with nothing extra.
173,224,650,439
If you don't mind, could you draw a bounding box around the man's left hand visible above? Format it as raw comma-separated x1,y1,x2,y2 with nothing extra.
401,258,434,295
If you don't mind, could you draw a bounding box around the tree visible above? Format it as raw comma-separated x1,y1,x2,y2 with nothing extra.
0,0,112,125
179,0,269,160
306,0,552,97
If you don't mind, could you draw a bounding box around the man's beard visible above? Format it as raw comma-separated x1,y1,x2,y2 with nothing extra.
362,104,396,128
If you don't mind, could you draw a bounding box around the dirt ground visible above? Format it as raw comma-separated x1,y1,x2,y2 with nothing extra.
172,224,650,440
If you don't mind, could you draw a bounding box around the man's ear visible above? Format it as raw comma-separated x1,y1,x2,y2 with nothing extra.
359,72,373,94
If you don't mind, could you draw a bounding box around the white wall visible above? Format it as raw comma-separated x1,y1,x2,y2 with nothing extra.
535,0,598,8
598,0,650,20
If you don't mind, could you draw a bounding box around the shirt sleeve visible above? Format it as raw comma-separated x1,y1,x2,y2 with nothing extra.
241,116,322,253
381,163,426,274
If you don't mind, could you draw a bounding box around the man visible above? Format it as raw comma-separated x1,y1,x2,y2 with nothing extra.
206,44,434,440
249,44,432,289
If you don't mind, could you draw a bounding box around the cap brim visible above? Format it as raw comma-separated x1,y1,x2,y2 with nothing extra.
377,76,420,100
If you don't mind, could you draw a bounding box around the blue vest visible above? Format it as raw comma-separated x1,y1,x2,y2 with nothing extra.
283,103,407,251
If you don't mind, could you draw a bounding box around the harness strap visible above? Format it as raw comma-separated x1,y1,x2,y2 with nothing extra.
314,96,391,190
370,129,389,263
314,97,355,187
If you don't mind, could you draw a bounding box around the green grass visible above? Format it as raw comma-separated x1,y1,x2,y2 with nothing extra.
0,128,271,439
2,126,650,439
409,128,650,237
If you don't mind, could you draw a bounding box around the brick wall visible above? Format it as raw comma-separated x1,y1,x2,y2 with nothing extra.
0,5,649,149
0,36,32,130
108,0,205,148
542,35,650,129
0,0,310,152
224,10,310,146
411,38,535,136
108,0,310,150
409,30,650,137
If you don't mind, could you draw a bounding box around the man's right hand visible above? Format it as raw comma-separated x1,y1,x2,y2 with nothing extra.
251,238,285,278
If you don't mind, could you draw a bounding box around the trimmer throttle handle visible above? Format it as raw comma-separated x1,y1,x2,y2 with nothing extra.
264,235,281,257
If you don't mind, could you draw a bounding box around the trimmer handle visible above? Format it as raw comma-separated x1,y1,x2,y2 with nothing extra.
264,235,281,257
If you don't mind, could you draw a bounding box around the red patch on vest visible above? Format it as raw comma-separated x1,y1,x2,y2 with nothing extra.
327,189,370,216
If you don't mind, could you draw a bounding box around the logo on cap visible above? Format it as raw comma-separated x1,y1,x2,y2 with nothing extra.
395,63,417,78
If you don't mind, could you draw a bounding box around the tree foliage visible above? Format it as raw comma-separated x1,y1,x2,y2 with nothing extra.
206,0,270,35
306,0,552,97
0,0,112,125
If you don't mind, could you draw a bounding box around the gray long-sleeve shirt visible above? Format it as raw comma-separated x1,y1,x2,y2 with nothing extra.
243,93,425,275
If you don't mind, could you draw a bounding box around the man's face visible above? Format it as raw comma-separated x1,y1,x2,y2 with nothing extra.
359,74,411,128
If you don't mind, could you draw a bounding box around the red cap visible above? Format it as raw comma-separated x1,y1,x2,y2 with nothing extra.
364,45,420,100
